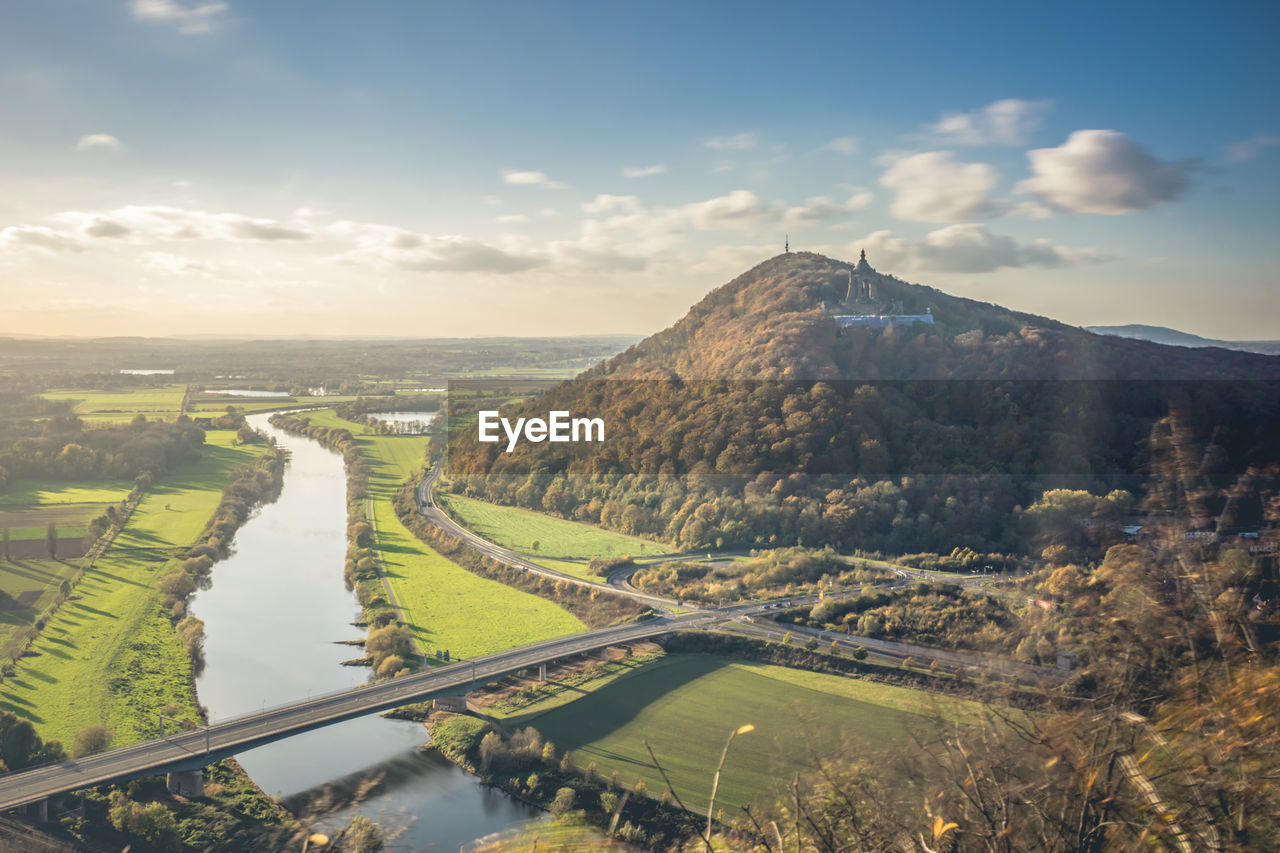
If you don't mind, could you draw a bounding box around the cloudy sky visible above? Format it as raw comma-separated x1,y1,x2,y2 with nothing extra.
2,1,1277,339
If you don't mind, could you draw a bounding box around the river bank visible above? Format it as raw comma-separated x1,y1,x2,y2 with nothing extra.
188,413,549,848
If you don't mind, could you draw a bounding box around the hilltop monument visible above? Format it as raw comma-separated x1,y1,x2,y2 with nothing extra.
833,250,934,329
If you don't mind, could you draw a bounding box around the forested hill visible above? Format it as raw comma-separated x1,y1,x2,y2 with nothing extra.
588,252,1280,381
447,252,1280,555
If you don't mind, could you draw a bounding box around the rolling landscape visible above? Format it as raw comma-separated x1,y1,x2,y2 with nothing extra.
1,247,1277,852
3,2,1278,851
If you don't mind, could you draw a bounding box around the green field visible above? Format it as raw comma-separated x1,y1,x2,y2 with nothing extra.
439,493,670,581
453,366,591,379
1,482,131,539
187,394,361,415
507,654,978,812
39,385,188,422
295,410,585,657
0,430,269,747
0,480,134,542
0,559,80,657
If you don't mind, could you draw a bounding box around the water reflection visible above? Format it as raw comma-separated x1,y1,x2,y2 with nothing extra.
190,413,543,849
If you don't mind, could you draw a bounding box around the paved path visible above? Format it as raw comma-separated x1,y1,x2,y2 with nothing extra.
1,466,1051,814
0,611,725,811
416,465,684,612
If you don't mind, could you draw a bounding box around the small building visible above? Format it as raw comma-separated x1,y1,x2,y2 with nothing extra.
834,310,935,329
1056,650,1078,672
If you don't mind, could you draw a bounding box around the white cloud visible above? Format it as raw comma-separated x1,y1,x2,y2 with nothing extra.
76,133,124,152
53,205,311,242
0,225,81,254
1226,135,1280,163
537,208,558,217
705,132,757,151
680,190,775,229
80,216,132,238
622,164,667,178
496,214,528,224
145,252,212,276
130,0,229,35
855,224,1105,274
332,221,544,274
1006,201,1055,220
502,170,567,189
783,192,873,224
823,136,860,154
930,99,1050,146
582,195,641,215
879,151,1002,222
224,217,309,241
1018,130,1192,214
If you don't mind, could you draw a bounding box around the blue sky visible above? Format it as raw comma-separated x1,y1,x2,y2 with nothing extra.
1,0,1277,338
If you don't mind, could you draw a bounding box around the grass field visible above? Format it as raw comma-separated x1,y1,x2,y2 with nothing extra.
0,559,80,656
39,385,188,422
439,493,670,581
1,481,134,540
0,480,135,542
294,410,585,658
187,394,361,415
506,654,979,812
0,430,269,747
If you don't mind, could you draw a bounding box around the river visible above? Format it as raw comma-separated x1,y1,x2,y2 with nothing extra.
188,413,544,849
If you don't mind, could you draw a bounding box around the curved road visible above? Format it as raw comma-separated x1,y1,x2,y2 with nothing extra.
417,464,685,612
2,466,1049,814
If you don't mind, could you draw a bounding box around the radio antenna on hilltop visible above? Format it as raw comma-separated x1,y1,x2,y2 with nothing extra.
785,234,790,253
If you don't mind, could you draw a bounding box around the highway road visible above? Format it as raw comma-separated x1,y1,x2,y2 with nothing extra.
727,616,1060,684
1,466,1048,814
416,464,685,612
0,612,721,812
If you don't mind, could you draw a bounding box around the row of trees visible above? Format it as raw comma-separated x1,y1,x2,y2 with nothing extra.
158,445,286,679
777,581,1023,654
268,413,419,680
630,547,889,604
0,414,205,486
701,417,1280,852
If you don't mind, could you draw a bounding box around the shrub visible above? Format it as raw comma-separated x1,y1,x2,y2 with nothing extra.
72,725,111,758
376,655,405,679
365,625,413,670
550,787,576,816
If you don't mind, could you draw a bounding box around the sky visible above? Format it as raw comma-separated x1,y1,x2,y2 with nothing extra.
1,0,1278,340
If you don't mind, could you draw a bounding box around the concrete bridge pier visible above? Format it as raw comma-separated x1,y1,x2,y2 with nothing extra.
28,798,48,822
166,769,205,798
538,662,548,682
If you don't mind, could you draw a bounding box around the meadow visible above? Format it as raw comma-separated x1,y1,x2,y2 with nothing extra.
0,559,79,658
0,430,269,747
0,480,134,541
187,393,360,415
503,654,979,812
39,385,188,422
294,410,585,658
439,493,670,580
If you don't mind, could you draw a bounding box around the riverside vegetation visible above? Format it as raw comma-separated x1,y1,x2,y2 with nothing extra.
0,420,322,850
269,411,589,676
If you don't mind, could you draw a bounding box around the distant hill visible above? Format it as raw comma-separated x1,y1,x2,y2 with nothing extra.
448,252,1280,555
1086,324,1280,356
586,252,1280,380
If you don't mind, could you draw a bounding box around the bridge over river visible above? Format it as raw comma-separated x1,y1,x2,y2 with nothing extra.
2,461,1058,818
0,611,728,813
